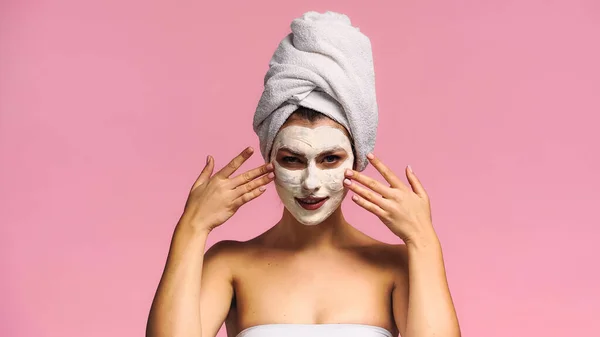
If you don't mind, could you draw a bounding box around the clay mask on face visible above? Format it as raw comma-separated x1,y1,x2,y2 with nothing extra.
270,125,354,226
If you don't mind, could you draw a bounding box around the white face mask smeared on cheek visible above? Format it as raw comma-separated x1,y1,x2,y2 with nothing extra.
270,125,354,226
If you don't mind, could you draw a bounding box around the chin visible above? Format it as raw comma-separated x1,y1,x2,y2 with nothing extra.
293,207,339,226
299,220,322,226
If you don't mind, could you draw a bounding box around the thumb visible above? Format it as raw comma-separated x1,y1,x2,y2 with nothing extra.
192,155,214,190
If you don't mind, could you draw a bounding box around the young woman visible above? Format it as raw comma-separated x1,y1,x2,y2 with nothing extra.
147,11,460,337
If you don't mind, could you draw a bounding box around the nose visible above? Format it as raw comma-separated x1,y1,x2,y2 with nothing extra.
301,164,321,193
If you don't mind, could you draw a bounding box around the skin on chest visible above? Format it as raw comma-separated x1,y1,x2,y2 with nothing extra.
232,250,395,327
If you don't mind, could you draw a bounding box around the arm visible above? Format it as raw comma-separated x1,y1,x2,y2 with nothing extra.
146,225,233,337
146,147,274,337
392,236,460,337
342,155,460,337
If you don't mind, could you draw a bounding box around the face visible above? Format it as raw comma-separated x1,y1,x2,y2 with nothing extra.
270,123,354,226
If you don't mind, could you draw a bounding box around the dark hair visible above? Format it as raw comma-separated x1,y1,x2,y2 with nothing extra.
285,107,357,169
289,107,329,123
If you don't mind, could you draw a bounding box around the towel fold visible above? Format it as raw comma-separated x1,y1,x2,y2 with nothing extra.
253,11,378,171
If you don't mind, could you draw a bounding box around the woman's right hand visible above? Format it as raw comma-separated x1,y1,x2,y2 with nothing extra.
179,146,274,234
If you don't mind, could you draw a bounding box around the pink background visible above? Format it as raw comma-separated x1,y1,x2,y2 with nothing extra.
1,0,599,336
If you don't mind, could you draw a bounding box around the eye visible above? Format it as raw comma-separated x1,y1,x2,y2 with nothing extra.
323,155,341,163
282,156,301,164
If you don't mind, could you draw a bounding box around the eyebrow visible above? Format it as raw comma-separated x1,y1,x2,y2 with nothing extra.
278,146,347,157
278,147,305,157
320,146,347,154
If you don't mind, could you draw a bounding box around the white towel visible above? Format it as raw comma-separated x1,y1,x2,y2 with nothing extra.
253,11,378,171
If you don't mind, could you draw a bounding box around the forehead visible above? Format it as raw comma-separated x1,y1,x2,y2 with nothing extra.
281,114,350,136
273,125,352,151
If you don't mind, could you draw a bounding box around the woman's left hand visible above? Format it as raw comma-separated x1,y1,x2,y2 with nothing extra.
343,153,437,245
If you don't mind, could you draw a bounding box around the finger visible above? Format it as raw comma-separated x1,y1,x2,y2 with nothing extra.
366,153,406,189
216,147,254,178
343,178,391,210
234,171,275,198
406,165,428,198
351,194,387,218
232,184,268,209
229,162,274,188
192,155,215,190
344,169,394,198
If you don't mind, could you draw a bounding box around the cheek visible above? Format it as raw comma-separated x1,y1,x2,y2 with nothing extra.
274,164,302,188
320,160,353,192
319,170,340,191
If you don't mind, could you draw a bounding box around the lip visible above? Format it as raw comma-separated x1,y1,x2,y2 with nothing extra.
295,196,329,211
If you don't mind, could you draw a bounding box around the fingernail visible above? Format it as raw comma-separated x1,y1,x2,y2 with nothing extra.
343,178,351,186
367,153,374,160
408,165,413,173
259,186,266,192
352,195,359,201
206,155,210,164
345,169,353,176
266,163,274,170
268,172,275,179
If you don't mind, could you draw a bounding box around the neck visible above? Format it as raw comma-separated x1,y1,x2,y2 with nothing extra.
273,206,353,250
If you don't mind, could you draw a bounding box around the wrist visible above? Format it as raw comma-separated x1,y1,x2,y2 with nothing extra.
175,216,213,239
403,227,440,251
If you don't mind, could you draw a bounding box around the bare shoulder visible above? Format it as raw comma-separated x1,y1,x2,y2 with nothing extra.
205,239,248,260
204,238,261,269
350,236,409,273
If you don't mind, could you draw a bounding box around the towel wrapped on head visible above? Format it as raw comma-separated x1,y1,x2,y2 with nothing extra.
253,11,378,171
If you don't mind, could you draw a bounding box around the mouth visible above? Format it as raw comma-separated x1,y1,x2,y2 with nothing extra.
295,196,329,211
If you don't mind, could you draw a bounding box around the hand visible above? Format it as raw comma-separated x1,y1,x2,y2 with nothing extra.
180,147,274,233
343,153,436,245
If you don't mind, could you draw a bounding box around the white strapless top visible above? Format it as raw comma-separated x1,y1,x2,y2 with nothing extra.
236,324,393,337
